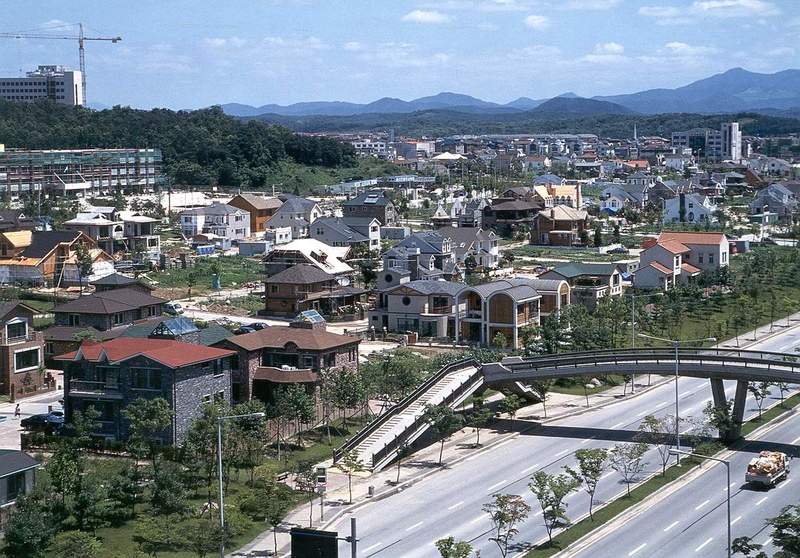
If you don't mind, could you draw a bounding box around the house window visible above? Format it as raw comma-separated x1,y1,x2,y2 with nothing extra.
270,285,278,293
402,296,411,306
325,353,336,367
708,253,714,264
132,368,162,390
14,348,39,372
5,472,26,502
214,390,225,403
68,314,80,326
113,313,124,325
6,321,26,340
302,355,315,369
722,252,727,263
698,253,704,264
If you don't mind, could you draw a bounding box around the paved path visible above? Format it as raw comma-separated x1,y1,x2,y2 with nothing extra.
0,376,64,450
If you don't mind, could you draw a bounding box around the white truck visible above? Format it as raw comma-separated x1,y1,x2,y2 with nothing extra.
746,451,790,487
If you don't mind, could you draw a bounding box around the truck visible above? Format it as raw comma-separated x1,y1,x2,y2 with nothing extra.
746,451,790,487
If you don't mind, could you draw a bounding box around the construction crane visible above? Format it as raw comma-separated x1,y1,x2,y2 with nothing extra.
0,23,121,104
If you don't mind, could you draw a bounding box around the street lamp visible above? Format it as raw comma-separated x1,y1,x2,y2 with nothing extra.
637,333,716,459
217,412,266,558
670,449,731,558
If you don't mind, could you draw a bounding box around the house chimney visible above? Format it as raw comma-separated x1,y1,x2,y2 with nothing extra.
550,208,555,219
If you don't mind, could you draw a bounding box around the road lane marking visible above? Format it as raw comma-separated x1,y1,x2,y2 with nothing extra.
493,439,514,450
732,516,742,525
781,478,792,488
521,464,540,474
695,538,713,552
406,521,424,532
628,543,647,556
762,538,772,546
363,542,382,553
487,480,507,492
448,501,464,510
663,521,679,532
756,496,768,506
555,449,569,457
611,422,625,429
601,471,615,480
469,515,484,525
791,435,800,444
695,499,709,510
580,438,592,444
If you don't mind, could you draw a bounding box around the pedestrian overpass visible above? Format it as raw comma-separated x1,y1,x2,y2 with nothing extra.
335,348,800,472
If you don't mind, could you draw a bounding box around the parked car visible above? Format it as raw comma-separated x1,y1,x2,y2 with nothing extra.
248,322,268,331
234,326,255,335
164,302,184,315
21,410,65,433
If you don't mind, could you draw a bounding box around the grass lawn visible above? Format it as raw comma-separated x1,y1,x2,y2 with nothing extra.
510,245,627,263
144,255,263,299
549,374,630,396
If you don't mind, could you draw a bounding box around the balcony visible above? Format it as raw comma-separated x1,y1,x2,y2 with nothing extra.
460,309,483,319
0,330,42,346
69,380,121,397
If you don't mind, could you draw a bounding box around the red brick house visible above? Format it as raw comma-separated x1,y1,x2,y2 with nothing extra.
0,301,51,400
533,205,589,246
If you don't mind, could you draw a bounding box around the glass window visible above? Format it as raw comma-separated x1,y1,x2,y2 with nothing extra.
14,349,39,371
132,368,161,390
5,472,26,502
6,321,26,340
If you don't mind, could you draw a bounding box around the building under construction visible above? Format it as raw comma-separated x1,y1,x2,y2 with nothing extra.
0,146,164,198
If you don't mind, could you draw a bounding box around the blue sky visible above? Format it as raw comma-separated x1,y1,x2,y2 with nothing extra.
1,0,799,109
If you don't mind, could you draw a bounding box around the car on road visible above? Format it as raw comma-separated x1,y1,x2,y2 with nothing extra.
247,322,268,331
234,326,256,335
164,301,184,315
20,410,65,433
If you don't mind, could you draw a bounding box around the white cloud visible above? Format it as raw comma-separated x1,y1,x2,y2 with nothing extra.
663,41,718,56
563,0,621,10
343,41,363,51
524,14,549,29
402,10,451,24
638,6,681,17
595,41,624,54
508,44,562,59
204,37,247,48
766,46,795,56
689,0,779,17
358,42,452,68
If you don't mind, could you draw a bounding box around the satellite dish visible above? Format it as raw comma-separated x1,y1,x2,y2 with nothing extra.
337,276,350,287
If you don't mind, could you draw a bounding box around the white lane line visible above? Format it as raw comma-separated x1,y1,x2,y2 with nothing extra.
555,449,569,457
762,538,773,546
695,499,710,510
487,480,508,493
406,521,424,532
469,515,484,525
732,515,742,526
611,421,625,429
756,496,768,506
695,538,713,552
781,478,792,488
636,410,649,417
448,501,464,510
663,521,679,532
628,543,647,556
363,542,383,553
521,463,540,474
601,471,615,480
493,439,514,450
791,435,800,444
580,438,592,445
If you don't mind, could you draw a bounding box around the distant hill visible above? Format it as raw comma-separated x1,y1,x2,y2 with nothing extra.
531,96,634,116
595,68,800,114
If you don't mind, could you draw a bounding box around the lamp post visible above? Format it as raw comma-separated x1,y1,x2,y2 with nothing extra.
217,412,266,558
637,333,715,460
670,449,731,558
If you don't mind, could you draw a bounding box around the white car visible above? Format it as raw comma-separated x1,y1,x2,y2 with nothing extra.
164,301,184,315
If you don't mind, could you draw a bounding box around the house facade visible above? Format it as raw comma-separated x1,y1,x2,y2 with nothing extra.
662,193,717,224
437,226,500,269
533,206,589,246
263,264,367,318
369,280,465,338
310,217,380,252
652,231,729,272
51,288,166,331
268,195,322,239
228,193,282,236
541,262,622,310
179,202,250,248
342,191,397,226
0,302,50,399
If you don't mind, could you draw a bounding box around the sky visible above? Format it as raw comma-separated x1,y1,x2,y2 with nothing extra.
1,0,799,109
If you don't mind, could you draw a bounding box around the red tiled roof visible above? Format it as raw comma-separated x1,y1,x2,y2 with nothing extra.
657,240,690,254
681,262,702,274
658,231,727,246
649,261,673,274
54,338,234,368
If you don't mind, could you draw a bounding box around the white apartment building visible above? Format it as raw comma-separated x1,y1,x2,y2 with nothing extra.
671,122,740,161
721,122,742,162
351,139,387,157
0,66,83,106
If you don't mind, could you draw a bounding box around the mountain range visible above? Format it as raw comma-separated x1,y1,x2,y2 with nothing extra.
220,68,800,118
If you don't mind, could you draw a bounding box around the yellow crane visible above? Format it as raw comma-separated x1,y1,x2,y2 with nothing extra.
0,23,121,104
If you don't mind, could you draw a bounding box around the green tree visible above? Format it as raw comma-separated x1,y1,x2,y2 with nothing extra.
482,493,531,557
567,448,608,520
123,397,173,479
113,189,128,211
609,442,649,497
492,331,508,349
338,449,365,504
529,470,580,544
134,515,185,557
467,401,494,447
149,463,188,516
423,404,465,465
294,465,319,528
499,393,524,430
3,494,57,558
703,399,736,442
767,504,800,556
74,241,94,294
435,536,474,558
636,415,677,475
180,517,225,558
329,368,367,426
48,531,102,558
593,225,603,247
748,381,772,420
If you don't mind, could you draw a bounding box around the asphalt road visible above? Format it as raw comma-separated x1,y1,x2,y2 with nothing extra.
330,325,800,558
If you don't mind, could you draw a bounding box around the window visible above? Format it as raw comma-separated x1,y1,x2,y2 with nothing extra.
14,348,39,371
708,253,714,264
384,274,392,283
68,314,80,326
113,313,124,325
6,321,26,340
402,296,411,306
214,390,225,403
698,253,704,264
325,353,336,367
5,472,26,502
270,285,278,293
132,368,161,390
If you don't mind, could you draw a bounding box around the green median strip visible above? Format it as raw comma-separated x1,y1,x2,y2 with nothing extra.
521,392,800,558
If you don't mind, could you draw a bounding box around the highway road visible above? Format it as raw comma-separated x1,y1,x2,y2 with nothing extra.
331,325,800,558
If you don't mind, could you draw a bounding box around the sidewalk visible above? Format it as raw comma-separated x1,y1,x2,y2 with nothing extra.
232,312,800,557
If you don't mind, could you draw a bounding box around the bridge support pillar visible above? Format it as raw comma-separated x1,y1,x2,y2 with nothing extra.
729,380,749,441
710,378,726,409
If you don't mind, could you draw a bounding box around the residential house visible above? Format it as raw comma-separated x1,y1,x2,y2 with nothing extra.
482,200,540,236
540,262,622,310
749,183,797,223
662,193,717,224
459,197,489,228
532,205,589,246
378,231,460,290
599,183,647,213
0,210,35,233
651,231,729,272
268,195,322,238
179,202,250,249
120,212,161,260
533,174,581,207
454,278,542,349
228,193,283,236
89,272,154,293
310,217,380,252
215,315,360,402
437,226,499,269
0,301,50,399
118,316,232,347
263,238,354,281
51,288,166,331
0,230,114,287
369,279,466,338
342,190,397,226
431,203,456,228
0,450,39,518
633,238,701,290
263,264,367,318
528,278,571,316
56,338,235,444
62,211,124,255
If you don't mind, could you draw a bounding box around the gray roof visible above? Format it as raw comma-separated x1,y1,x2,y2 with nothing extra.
53,288,166,315
276,194,318,213
90,273,139,287
546,262,618,278
265,263,334,284
313,217,368,243
527,278,566,292
396,231,447,255
181,203,243,216
0,450,38,478
232,193,282,211
22,231,82,259
387,279,465,296
459,278,541,302
343,190,392,207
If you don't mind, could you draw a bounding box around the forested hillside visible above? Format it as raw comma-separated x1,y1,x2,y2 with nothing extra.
0,101,356,187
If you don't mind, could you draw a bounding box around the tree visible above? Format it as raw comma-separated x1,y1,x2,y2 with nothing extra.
294,465,318,527
732,536,766,557
609,442,648,497
149,464,188,516
748,382,772,420
482,493,531,557
568,448,608,520
499,393,524,431
435,536,474,558
123,397,173,479
3,494,57,558
423,404,465,465
529,470,580,544
703,399,736,442
636,415,676,475
106,464,142,520
186,271,198,301
593,224,603,247
74,241,94,294
767,504,800,556
395,442,412,485
492,331,508,349
338,449,365,504
329,368,367,426
48,531,102,558
776,382,791,407
534,380,553,418
113,188,128,211
181,517,225,558
467,401,493,447
134,515,185,557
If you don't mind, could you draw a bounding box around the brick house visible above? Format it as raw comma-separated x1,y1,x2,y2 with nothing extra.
0,301,50,400
215,317,360,403
342,191,397,225
228,193,283,236
533,205,589,246
263,264,367,318
55,338,235,444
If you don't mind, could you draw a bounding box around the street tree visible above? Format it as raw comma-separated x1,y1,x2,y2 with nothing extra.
529,470,581,544
533,380,553,418
499,393,524,430
3,494,57,558
636,415,676,475
338,449,365,504
567,448,608,520
482,493,531,557
395,442,412,485
609,442,649,497
330,367,367,426
703,399,736,442
423,404,465,465
776,382,791,407
294,464,318,527
748,382,772,420
467,401,494,447
767,504,800,556
435,537,474,558
123,397,173,479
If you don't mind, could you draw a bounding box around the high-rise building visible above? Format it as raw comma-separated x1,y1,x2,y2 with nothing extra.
0,65,83,106
671,122,741,161
721,122,742,162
